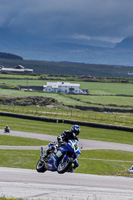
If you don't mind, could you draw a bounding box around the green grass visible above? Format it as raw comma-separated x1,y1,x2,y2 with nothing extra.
0,115,68,135
1,67,133,179
1,79,133,96
0,73,40,79
76,159,131,175
1,115,133,145
1,77,133,95
0,86,133,112
0,89,77,106
76,149,133,175
73,94,133,106
0,150,38,169
0,149,132,176
1,100,133,128
80,81,133,95
1,79,133,122
0,197,23,200
0,135,50,146
0,116,133,177
80,149,133,161
0,78,47,86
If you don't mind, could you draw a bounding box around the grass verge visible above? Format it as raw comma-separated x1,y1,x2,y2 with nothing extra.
75,149,133,176
0,197,23,200
0,135,50,146
0,116,133,145
1,103,133,128
0,149,132,176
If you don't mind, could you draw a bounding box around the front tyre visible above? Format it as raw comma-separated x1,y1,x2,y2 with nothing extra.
57,157,73,174
36,159,46,173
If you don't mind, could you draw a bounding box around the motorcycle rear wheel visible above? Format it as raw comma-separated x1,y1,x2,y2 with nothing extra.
36,159,46,173
57,157,73,174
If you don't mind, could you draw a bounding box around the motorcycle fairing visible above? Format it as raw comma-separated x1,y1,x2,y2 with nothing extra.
45,143,74,171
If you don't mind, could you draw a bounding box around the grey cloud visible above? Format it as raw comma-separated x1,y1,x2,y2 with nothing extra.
0,0,133,42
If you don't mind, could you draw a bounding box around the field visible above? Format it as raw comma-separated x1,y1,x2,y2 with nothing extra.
0,92,133,127
0,116,133,176
0,72,133,129
0,72,133,178
1,75,133,95
1,77,133,111
0,149,132,176
0,135,49,146
0,74,133,126
1,115,133,145
0,86,133,107
0,116,133,145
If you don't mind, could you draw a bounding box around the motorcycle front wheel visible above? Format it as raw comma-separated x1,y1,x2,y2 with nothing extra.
36,159,46,173
57,157,73,174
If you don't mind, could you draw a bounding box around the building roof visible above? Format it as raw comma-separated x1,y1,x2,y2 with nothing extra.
1,68,33,73
14,65,25,69
43,82,80,88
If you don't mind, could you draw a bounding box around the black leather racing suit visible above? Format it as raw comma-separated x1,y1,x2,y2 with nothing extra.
57,130,79,170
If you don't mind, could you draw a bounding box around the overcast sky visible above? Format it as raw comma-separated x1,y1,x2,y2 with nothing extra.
1,0,133,44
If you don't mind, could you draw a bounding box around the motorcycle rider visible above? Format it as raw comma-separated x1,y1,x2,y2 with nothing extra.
58,124,80,171
4,125,10,133
44,125,80,171
57,124,80,143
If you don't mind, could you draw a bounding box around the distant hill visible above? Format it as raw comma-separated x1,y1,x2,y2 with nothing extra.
0,52,23,60
1,28,133,66
115,36,133,49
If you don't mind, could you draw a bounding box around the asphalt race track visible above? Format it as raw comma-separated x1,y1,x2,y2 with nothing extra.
1,167,133,200
0,129,133,199
1,130,133,152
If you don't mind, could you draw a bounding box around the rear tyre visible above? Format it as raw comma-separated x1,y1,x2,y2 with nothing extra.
36,159,46,173
57,157,73,174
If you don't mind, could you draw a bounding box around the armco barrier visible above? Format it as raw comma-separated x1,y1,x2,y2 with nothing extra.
0,111,133,132
0,112,63,123
64,119,133,132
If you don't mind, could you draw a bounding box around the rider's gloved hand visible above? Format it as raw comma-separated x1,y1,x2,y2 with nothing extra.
57,136,63,143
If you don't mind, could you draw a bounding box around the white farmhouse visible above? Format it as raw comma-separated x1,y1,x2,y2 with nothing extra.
43,81,84,94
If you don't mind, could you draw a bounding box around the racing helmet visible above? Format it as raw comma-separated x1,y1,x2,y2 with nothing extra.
71,125,80,135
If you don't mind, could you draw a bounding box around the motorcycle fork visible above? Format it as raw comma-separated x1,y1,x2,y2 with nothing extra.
62,153,69,163
40,147,44,159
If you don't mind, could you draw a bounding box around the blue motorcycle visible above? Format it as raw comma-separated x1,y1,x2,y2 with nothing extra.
36,139,81,174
